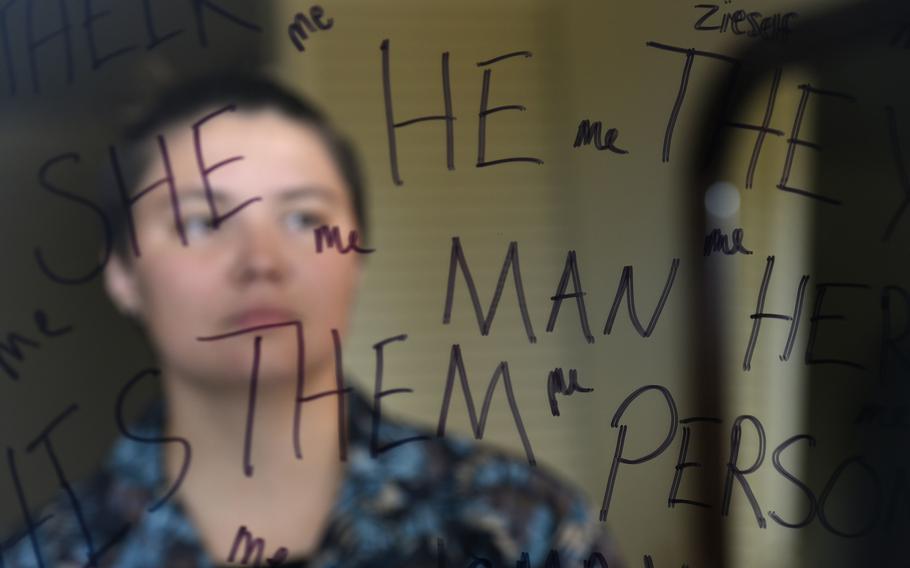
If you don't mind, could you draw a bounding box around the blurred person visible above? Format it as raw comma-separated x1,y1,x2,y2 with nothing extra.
4,75,621,568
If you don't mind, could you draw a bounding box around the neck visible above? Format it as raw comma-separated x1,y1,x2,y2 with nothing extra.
161,364,348,560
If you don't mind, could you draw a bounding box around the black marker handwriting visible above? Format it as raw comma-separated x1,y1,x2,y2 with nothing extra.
723,67,783,190
777,84,855,205
381,39,455,186
743,256,810,371
703,228,752,256
693,4,797,40
198,322,351,472
38,106,251,278
287,5,333,52
227,525,288,567
884,106,910,240
314,225,374,254
645,42,739,163
35,153,113,284
0,309,73,381
573,120,628,154
115,368,192,513
380,41,540,185
437,344,536,465
547,367,594,417
444,238,680,345
1,0,259,95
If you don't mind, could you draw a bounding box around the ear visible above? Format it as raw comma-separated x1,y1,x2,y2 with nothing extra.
104,254,143,317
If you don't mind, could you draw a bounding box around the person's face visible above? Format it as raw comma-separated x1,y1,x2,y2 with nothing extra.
104,108,362,389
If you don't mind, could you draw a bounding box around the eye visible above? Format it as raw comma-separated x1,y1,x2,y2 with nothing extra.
284,210,326,232
183,214,215,241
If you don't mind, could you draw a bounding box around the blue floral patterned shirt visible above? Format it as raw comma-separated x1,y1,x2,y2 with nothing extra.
2,388,622,567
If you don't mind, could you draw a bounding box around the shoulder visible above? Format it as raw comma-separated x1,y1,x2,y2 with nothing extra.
1,402,187,568
358,398,622,567
1,469,133,568
437,436,621,566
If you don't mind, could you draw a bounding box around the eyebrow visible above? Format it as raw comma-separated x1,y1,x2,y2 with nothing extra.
151,187,336,217
174,187,335,205
276,186,337,203
142,189,223,216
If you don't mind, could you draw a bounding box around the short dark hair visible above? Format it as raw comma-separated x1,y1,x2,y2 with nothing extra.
106,74,367,259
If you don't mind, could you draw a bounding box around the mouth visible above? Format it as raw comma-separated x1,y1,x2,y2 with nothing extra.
225,306,300,329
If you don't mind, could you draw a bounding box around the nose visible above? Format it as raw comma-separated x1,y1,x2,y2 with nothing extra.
230,222,292,285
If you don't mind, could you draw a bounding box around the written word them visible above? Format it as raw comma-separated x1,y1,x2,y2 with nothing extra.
2,352,901,568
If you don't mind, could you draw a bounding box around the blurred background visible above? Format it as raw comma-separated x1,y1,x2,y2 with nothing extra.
0,0,907,565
